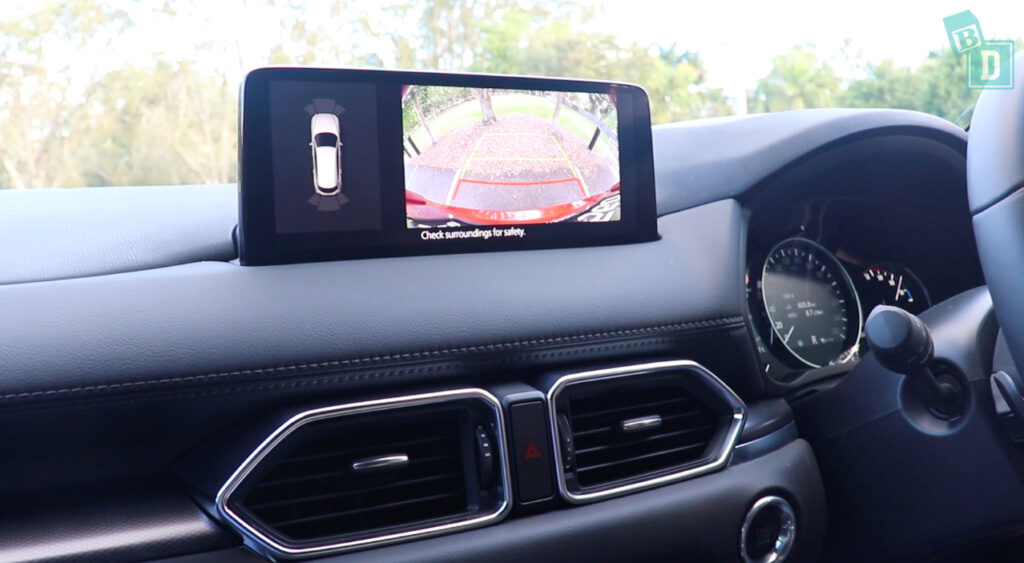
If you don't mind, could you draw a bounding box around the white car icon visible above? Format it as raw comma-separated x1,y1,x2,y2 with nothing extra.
310,113,342,196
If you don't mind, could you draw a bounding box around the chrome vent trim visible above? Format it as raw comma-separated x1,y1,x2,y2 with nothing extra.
216,389,512,559
547,359,746,504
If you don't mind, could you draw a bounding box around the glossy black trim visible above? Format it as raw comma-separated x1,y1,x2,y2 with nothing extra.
0,478,237,563
238,67,657,265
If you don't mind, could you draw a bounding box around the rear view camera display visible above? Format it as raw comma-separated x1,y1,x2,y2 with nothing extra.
402,86,620,228
238,68,656,265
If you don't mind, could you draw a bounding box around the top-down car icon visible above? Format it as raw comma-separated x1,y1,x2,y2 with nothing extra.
310,113,342,196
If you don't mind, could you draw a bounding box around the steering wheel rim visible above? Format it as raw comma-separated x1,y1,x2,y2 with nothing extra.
969,53,1024,378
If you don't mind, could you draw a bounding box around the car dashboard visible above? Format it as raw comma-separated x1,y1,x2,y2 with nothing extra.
1,107,1001,563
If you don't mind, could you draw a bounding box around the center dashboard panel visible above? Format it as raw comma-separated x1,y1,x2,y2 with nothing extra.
0,195,820,561
4,108,980,562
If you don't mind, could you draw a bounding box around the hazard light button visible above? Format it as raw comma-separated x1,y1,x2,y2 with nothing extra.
509,401,555,504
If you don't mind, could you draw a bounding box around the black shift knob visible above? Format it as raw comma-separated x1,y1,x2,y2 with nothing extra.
865,305,934,373
864,305,962,416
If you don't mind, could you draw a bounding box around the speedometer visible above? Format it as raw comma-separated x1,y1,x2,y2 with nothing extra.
760,238,862,368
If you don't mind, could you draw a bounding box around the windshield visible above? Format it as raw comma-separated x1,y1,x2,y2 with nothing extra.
314,133,338,148
1,1,1020,189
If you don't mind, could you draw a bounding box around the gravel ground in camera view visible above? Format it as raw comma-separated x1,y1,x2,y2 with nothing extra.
405,112,618,212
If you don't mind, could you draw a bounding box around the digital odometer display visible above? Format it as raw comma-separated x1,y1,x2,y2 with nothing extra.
760,238,861,368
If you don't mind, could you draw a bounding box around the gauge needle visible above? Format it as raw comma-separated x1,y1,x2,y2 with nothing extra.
895,275,904,302
783,325,794,343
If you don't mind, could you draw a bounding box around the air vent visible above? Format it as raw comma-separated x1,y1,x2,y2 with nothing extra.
548,360,745,503
217,390,510,559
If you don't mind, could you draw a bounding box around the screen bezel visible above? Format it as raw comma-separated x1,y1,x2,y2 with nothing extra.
238,67,658,266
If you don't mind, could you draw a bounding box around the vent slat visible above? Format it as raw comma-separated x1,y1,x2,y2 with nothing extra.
246,472,464,511
252,453,459,488
563,378,722,490
575,441,710,474
236,411,472,543
569,396,697,421
573,424,716,456
573,413,716,440
572,409,716,435
280,434,452,465
269,492,465,528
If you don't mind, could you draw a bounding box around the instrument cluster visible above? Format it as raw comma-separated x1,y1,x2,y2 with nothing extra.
746,199,981,383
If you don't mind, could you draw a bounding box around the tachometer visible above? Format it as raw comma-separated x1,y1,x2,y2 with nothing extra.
859,263,930,315
761,238,862,368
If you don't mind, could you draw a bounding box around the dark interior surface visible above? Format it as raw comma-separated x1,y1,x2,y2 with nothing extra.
6,106,1024,562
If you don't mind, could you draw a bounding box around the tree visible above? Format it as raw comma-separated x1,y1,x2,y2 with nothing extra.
552,92,565,122
0,0,131,188
64,60,236,187
165,0,359,69
0,0,364,189
749,46,840,113
838,48,978,127
411,90,436,143
356,1,731,124
363,1,588,70
473,88,497,124
470,7,730,123
915,49,978,127
838,60,919,110
751,43,984,127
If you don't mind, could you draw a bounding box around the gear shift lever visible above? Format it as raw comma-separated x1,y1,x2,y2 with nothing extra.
865,306,963,416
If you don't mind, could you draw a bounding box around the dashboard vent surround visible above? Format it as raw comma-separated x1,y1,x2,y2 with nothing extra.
217,390,510,559
547,360,745,503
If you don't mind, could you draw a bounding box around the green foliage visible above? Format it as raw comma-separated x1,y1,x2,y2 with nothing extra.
839,60,920,110
74,61,237,186
749,46,840,112
0,0,132,188
840,49,978,127
749,44,988,128
0,0,235,188
469,7,730,123
0,1,999,189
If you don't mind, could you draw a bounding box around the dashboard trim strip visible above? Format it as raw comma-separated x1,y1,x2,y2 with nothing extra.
0,316,745,404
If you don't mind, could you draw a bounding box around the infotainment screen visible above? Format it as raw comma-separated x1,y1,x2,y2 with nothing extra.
238,68,657,265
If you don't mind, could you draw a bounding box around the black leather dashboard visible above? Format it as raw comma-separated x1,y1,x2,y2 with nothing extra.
0,199,764,499
0,184,237,285
0,200,750,408
0,108,973,561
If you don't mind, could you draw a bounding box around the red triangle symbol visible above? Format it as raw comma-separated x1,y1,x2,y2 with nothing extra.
524,441,542,460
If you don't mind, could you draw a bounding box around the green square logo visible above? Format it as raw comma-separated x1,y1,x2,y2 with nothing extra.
967,40,1015,89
